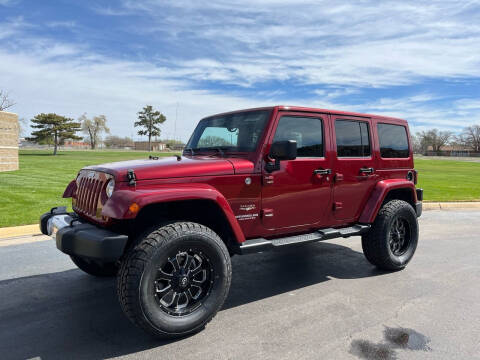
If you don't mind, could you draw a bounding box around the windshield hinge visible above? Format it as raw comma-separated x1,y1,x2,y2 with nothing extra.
127,169,136,186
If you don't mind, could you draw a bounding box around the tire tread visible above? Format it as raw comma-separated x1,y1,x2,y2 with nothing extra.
361,200,418,270
117,221,231,338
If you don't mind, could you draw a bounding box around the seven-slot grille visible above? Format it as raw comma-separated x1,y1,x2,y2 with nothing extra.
73,170,113,220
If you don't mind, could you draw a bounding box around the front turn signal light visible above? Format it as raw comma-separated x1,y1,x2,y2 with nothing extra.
128,202,140,215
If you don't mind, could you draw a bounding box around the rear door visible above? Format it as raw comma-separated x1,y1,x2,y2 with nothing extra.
261,112,333,231
332,117,378,221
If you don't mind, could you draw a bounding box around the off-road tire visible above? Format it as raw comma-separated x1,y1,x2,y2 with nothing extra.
362,200,418,270
117,222,232,338
70,255,118,277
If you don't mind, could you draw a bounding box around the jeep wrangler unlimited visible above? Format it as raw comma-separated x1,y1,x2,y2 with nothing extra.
40,106,422,338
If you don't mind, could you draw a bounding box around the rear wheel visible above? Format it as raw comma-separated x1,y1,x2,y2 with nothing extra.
362,200,418,270
117,222,231,338
70,255,118,277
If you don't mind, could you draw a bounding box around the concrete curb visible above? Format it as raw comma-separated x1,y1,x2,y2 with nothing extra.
0,224,40,240
422,202,480,210
1,202,479,240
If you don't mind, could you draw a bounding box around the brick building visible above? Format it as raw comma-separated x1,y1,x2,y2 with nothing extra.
134,141,166,151
0,111,19,172
63,140,90,149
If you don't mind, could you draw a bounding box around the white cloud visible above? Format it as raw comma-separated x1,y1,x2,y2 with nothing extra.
0,0,19,6
46,21,76,29
314,88,360,99
111,0,480,87
0,16,30,40
1,0,480,140
0,47,269,141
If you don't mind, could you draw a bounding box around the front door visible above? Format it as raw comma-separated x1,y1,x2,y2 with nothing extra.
261,113,333,231
332,117,378,221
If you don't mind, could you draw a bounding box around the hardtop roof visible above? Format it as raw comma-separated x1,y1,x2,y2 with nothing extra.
207,105,407,123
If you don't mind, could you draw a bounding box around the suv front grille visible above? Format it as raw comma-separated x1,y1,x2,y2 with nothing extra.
73,170,113,222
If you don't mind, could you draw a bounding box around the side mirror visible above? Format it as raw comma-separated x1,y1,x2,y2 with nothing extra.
266,140,297,172
270,140,297,161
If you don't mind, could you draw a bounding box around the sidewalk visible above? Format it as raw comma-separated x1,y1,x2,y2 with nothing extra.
1,202,479,240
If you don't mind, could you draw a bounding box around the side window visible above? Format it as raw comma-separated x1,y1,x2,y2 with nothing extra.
273,116,323,157
335,120,371,157
377,123,409,158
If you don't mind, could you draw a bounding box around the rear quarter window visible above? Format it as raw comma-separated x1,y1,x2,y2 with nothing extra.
377,123,410,158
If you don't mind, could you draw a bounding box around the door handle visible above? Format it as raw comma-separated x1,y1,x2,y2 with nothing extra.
359,167,375,174
313,168,332,175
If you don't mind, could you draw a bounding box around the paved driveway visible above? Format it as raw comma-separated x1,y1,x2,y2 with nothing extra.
0,210,479,360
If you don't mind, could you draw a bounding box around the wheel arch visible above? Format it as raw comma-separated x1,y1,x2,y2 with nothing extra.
133,199,240,252
102,183,246,248
359,180,418,224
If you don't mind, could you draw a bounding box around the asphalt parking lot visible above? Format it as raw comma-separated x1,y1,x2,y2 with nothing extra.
0,209,479,360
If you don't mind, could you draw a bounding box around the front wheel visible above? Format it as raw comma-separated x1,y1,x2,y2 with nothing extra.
117,222,231,338
362,200,418,270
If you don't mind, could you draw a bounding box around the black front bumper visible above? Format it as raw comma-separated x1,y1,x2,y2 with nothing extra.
40,210,128,261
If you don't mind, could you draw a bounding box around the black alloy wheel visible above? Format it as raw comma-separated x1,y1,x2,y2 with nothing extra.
389,217,411,256
117,222,231,338
154,250,213,316
361,200,419,270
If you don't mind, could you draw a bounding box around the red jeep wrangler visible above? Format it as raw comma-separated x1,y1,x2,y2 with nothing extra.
40,106,422,338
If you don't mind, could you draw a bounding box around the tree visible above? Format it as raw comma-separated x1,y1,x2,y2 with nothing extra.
460,125,480,152
416,129,453,153
410,133,423,154
0,90,15,111
104,135,134,148
198,136,232,147
27,113,81,155
80,113,110,149
18,117,29,138
134,105,166,151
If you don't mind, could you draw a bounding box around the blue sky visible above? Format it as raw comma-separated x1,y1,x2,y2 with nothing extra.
1,0,480,141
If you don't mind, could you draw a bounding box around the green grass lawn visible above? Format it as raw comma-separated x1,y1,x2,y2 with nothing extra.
0,151,479,227
415,158,480,202
0,150,175,228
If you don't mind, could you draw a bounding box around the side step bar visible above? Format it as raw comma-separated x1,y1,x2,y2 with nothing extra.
239,224,370,254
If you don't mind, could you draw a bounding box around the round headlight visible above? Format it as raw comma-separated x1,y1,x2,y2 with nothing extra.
106,179,115,198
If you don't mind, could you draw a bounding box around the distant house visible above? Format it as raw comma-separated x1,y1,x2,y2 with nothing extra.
426,145,470,151
134,141,167,151
425,144,477,157
169,143,185,151
63,140,90,149
19,138,33,147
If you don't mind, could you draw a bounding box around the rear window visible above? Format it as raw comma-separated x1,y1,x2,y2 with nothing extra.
377,123,409,158
335,120,371,157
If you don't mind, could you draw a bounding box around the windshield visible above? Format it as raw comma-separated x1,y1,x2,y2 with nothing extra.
185,110,270,154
